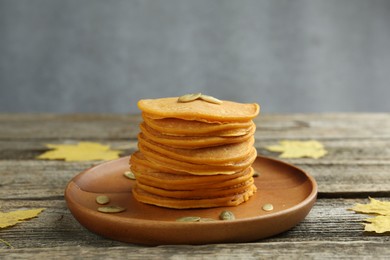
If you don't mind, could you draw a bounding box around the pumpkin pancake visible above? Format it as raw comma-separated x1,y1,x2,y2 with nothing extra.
131,159,252,183
143,114,255,137
132,183,257,209
131,95,260,209
140,122,255,149
130,151,186,175
138,133,255,165
136,178,254,199
138,144,257,175
131,166,253,191
138,97,260,123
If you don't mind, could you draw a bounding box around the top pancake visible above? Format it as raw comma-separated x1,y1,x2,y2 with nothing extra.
142,114,254,137
138,97,260,123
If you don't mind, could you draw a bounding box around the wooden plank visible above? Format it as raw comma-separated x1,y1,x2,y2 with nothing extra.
0,140,137,160
2,137,390,195
1,242,390,259
0,198,388,250
1,158,389,199
258,138,390,162
2,138,390,161
0,114,141,140
0,160,110,199
255,113,390,139
1,113,390,140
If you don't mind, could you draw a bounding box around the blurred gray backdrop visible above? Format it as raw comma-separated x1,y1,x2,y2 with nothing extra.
1,0,390,113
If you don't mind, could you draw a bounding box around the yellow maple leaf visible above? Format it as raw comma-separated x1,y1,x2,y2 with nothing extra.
265,140,327,159
350,198,390,234
364,216,390,233
37,142,121,162
350,197,390,216
0,208,45,229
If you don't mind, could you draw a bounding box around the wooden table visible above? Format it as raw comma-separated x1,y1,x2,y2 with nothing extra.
1,113,389,259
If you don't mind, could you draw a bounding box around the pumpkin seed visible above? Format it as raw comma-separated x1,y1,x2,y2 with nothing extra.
253,172,260,177
219,210,235,220
199,94,223,105
97,206,126,213
262,203,274,212
124,170,136,180
178,93,202,103
176,216,201,222
199,218,217,222
95,195,110,205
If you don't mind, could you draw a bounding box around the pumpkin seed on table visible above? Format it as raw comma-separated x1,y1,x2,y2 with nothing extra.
95,195,110,205
124,171,136,180
178,93,202,103
97,205,126,213
219,210,235,221
199,95,223,105
262,203,274,212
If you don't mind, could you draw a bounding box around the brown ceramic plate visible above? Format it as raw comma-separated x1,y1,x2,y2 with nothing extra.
65,156,317,245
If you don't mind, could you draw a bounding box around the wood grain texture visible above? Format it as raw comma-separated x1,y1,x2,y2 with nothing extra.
1,113,390,140
0,198,389,249
2,242,390,260
1,159,389,199
0,113,389,257
0,241,389,260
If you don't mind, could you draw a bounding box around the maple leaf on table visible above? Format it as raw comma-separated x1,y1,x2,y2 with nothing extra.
0,208,45,229
350,197,390,234
364,216,390,233
265,140,327,159
36,142,121,162
351,197,390,216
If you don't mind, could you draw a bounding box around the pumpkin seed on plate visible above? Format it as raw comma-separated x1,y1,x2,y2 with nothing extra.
124,171,136,180
95,195,110,205
176,216,201,222
262,203,274,212
199,218,217,222
97,206,126,213
178,93,202,103
219,210,235,220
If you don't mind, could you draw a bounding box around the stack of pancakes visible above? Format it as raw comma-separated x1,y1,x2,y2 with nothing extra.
130,96,260,209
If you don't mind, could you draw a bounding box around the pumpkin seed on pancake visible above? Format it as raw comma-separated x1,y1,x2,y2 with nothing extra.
142,114,254,137
138,97,259,123
140,122,255,149
132,183,257,209
177,93,202,103
138,133,255,165
199,94,223,105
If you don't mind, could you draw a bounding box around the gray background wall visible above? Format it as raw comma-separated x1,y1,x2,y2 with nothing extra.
1,0,390,114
